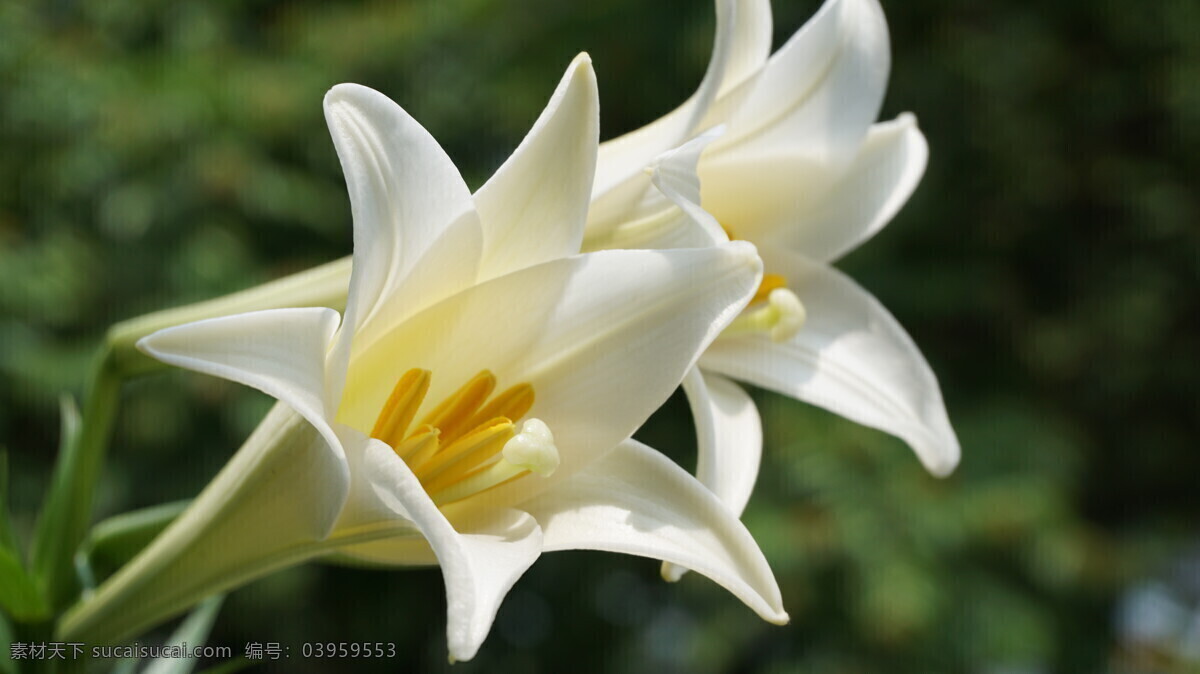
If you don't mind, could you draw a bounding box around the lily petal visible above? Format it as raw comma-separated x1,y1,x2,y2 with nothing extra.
340,244,763,503
664,368,761,580
136,308,344,460
666,368,763,572
473,53,599,282
583,129,728,251
358,439,542,663
701,250,960,476
701,113,927,250
712,0,890,167
769,113,928,262
716,0,774,99
523,439,787,624
323,83,483,395
590,0,769,233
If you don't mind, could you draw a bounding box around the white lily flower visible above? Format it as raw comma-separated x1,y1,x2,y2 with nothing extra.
584,0,959,577
59,55,787,662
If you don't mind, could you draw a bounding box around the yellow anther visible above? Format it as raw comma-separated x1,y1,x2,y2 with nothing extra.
465,383,534,433
369,369,555,508
428,418,559,506
752,273,787,304
370,368,431,447
397,424,440,464
416,418,515,489
418,370,496,444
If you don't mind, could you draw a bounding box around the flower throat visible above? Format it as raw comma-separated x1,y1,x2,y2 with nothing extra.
370,369,558,506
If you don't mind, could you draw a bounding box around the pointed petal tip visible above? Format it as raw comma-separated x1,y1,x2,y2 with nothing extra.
322,83,395,117
910,425,961,477
923,445,961,478
563,52,597,95
324,82,368,105
134,333,154,357
769,610,791,626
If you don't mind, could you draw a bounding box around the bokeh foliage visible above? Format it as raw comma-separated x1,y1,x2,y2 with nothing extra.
2,0,1198,672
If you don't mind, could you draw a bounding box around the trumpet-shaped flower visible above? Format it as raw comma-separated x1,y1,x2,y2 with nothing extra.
59,55,787,662
583,0,960,581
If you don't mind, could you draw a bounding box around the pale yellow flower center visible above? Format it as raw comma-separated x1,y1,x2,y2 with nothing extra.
370,369,558,506
722,226,806,342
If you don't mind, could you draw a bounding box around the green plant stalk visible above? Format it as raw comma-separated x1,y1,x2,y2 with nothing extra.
30,351,120,614
24,257,350,622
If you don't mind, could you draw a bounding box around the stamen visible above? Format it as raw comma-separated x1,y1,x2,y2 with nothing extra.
369,369,556,508
415,418,515,488
370,368,431,447
398,425,440,464
464,383,534,433
418,370,496,444
428,418,559,506
724,288,807,342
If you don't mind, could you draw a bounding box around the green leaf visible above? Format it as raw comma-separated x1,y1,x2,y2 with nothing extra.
142,596,225,674
0,450,18,555
83,500,190,584
0,546,47,622
0,610,17,674
31,353,122,612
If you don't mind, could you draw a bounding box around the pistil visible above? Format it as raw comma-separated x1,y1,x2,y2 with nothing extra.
725,287,806,342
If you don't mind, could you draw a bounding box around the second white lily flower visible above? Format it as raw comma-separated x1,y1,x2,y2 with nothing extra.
585,1,960,580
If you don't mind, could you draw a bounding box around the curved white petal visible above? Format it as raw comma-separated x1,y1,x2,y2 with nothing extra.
712,0,889,169
648,127,730,245
665,368,762,581
136,308,344,460
340,244,763,504
60,405,352,644
716,0,774,99
473,53,598,282
583,129,729,251
358,439,542,663
523,439,787,624
590,0,770,234
701,114,927,252
323,83,483,396
683,369,762,516
769,113,928,262
701,250,960,476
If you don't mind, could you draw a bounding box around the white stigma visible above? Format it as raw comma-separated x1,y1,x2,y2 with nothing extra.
724,287,807,342
767,288,806,342
501,418,559,476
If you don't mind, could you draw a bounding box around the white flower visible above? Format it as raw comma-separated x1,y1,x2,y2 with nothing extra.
59,55,787,662
583,0,960,577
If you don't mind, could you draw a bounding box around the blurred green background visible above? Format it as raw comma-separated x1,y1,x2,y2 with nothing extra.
2,0,1198,672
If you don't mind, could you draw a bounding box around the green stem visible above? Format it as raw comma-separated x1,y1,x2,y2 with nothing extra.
20,257,350,628
30,349,121,614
